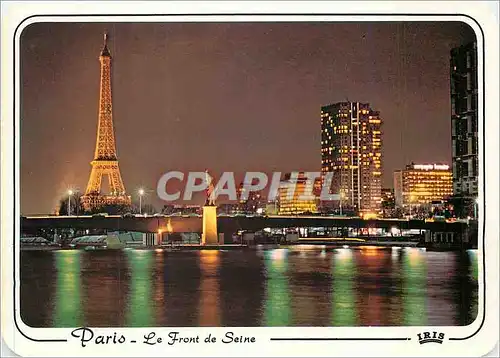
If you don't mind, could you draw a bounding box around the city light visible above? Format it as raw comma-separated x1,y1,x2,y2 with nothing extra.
360,245,381,256
271,249,287,261
412,164,449,171
138,188,145,214
336,248,352,260
362,212,378,220
67,189,73,216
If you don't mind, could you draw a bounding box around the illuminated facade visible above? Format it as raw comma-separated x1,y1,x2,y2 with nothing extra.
381,188,395,207
381,188,395,217
81,33,131,211
321,102,382,214
450,42,478,198
394,163,453,208
278,173,317,215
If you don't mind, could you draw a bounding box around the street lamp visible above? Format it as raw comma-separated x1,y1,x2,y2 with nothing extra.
138,188,145,214
67,190,73,216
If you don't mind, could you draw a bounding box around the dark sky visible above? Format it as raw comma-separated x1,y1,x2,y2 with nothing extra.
20,21,475,214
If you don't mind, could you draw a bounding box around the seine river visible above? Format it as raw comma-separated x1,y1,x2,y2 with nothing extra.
20,247,478,327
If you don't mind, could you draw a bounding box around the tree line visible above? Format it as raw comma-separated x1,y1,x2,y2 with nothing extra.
57,192,157,216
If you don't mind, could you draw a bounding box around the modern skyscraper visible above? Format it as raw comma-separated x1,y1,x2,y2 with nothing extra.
81,34,131,211
450,42,478,198
321,102,382,215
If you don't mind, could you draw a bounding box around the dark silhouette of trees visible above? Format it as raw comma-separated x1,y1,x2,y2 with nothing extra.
57,193,132,216
446,196,475,218
57,192,85,216
88,203,131,215
130,203,157,215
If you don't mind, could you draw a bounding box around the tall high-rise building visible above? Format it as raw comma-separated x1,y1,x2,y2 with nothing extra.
450,42,478,198
321,102,382,214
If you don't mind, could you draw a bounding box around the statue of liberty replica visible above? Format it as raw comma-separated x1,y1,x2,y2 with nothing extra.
204,169,217,206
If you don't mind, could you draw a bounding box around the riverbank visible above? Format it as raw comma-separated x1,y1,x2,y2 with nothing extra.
21,239,475,251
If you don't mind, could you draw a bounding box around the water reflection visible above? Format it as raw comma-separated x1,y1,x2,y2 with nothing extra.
153,250,165,325
402,248,427,326
355,246,390,326
469,250,478,281
263,249,291,326
81,250,128,326
162,252,199,326
198,250,220,326
125,250,153,327
218,251,265,326
454,250,478,326
288,248,331,326
53,250,83,327
20,248,478,327
388,247,404,325
331,249,356,326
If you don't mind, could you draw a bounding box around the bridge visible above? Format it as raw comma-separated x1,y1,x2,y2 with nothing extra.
21,214,471,234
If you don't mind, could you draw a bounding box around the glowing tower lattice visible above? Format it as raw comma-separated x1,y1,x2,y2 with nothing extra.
81,33,131,211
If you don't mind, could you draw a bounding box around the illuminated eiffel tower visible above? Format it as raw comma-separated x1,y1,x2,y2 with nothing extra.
81,33,131,211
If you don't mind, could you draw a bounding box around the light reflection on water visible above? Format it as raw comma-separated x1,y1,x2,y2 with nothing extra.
332,249,356,326
264,249,290,326
20,248,478,327
53,250,82,327
198,250,221,326
125,249,153,327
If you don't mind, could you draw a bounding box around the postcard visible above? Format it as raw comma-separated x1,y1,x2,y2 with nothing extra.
1,1,498,357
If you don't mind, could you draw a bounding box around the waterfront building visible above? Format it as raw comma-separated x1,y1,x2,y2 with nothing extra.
236,183,265,214
381,188,395,217
278,173,317,215
265,201,279,215
321,101,382,215
450,42,478,198
164,204,201,215
393,163,453,209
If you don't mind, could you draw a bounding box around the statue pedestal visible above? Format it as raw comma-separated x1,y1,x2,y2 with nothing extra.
201,206,218,245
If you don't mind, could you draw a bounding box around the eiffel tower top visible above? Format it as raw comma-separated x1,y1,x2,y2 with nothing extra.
101,32,111,58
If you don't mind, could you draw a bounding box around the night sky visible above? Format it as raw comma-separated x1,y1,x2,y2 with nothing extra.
20,21,475,214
